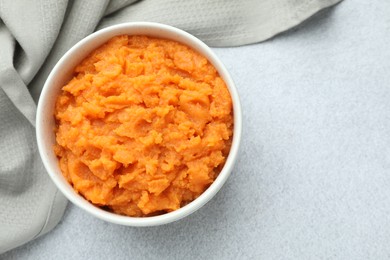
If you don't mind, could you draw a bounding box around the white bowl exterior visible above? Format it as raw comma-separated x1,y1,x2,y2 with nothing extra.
36,22,242,226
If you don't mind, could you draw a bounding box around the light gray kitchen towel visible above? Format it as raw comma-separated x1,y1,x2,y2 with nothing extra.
0,0,342,253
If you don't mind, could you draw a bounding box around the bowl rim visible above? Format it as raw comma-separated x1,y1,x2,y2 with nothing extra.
36,22,242,226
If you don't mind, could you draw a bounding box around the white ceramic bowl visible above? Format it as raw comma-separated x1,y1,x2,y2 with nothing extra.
36,22,242,226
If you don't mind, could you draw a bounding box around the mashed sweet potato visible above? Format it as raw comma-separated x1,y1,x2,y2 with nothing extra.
54,35,233,217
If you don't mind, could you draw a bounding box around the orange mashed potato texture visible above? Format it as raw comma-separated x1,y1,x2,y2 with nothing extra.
54,35,233,217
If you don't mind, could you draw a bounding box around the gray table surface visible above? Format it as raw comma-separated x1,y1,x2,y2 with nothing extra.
4,1,390,259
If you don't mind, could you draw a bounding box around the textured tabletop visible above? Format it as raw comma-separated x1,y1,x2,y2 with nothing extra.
4,1,390,259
